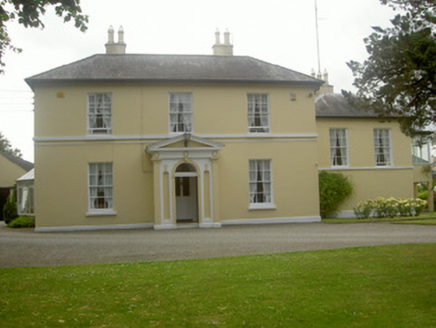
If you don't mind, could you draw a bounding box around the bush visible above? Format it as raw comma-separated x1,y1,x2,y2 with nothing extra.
319,171,353,218
353,197,427,219
8,216,35,228
2,194,18,224
354,200,374,219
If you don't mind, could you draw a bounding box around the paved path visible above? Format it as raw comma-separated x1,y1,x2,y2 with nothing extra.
1,222,435,267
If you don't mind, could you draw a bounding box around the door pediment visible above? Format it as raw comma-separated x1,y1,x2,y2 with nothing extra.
146,133,223,160
147,133,224,152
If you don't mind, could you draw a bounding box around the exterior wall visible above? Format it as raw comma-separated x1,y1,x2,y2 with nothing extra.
0,154,27,188
317,118,415,215
35,143,154,229
34,84,316,138
34,82,320,230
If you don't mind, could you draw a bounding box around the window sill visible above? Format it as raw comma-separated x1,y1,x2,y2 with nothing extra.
86,210,117,217
249,203,277,210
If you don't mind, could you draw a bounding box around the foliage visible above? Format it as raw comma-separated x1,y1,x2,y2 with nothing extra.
0,131,22,158
354,197,427,219
0,0,88,71
7,216,34,228
2,193,17,224
318,171,353,218
344,0,436,135
1,244,436,326
354,200,374,219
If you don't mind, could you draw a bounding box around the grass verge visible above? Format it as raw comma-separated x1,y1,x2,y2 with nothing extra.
323,211,436,224
1,244,436,327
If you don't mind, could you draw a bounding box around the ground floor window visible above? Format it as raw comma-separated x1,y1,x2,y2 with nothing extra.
88,162,113,211
17,183,34,216
249,159,273,205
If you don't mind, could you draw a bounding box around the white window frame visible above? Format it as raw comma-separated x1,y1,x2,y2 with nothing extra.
87,93,112,135
247,94,270,133
249,159,276,210
329,128,349,167
17,182,34,216
169,93,193,134
374,129,393,166
87,162,116,216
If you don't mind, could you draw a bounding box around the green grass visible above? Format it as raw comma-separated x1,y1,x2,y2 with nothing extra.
1,244,436,327
323,211,436,224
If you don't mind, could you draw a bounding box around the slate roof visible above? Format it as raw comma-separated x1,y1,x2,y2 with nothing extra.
0,152,34,172
26,54,323,87
315,93,379,118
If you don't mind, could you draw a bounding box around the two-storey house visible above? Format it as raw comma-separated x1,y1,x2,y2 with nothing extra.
26,29,324,231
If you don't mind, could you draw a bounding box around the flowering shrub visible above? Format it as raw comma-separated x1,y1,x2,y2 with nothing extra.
353,197,427,219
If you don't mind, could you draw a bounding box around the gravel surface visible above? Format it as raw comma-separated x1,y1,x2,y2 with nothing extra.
1,222,435,267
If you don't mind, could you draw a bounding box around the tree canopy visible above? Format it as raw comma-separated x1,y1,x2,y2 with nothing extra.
0,131,22,157
344,0,436,135
0,0,88,71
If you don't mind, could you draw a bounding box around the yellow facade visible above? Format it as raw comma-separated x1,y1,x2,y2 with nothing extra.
0,154,28,188
316,118,430,216
33,83,321,231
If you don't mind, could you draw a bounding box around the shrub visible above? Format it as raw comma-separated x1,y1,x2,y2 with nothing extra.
319,171,353,218
354,200,373,219
2,194,18,224
8,216,35,228
353,197,427,219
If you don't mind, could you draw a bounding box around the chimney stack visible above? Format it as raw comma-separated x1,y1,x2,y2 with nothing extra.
212,29,233,56
105,26,126,54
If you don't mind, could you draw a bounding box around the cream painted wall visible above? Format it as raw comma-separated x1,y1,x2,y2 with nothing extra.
218,140,320,220
316,118,416,213
34,83,317,138
35,143,154,228
0,154,27,188
33,81,321,229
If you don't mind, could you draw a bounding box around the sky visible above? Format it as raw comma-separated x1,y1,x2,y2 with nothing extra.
0,0,395,162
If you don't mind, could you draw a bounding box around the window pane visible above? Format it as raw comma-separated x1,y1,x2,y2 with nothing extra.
88,93,112,134
169,93,193,133
249,159,272,204
89,163,113,210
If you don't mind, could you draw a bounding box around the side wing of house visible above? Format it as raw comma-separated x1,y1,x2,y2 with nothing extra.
315,93,430,217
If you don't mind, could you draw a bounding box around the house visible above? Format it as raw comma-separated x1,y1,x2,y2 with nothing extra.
315,90,433,216
0,152,34,220
26,28,324,232
25,28,430,231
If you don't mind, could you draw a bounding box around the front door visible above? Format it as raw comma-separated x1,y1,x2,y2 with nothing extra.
175,176,198,223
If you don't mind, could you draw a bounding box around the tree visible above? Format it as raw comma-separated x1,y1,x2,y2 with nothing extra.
344,0,436,135
0,0,88,71
0,131,22,157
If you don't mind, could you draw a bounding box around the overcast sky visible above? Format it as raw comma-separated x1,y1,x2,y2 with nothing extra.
0,0,395,162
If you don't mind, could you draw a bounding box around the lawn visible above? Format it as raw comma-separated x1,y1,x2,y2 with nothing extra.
323,211,436,224
1,244,436,327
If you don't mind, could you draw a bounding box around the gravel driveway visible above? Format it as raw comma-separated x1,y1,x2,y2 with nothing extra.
1,222,435,267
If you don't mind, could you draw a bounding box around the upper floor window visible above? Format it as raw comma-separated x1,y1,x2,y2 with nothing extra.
249,159,273,205
374,129,392,166
329,129,348,167
169,93,193,133
88,162,113,211
88,93,112,135
247,94,270,133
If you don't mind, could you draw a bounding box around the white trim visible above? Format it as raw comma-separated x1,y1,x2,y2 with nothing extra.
222,216,321,226
34,133,318,143
199,222,222,228
175,172,198,177
35,223,153,233
249,203,277,210
319,166,413,171
154,224,177,230
86,210,117,217
334,210,356,218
